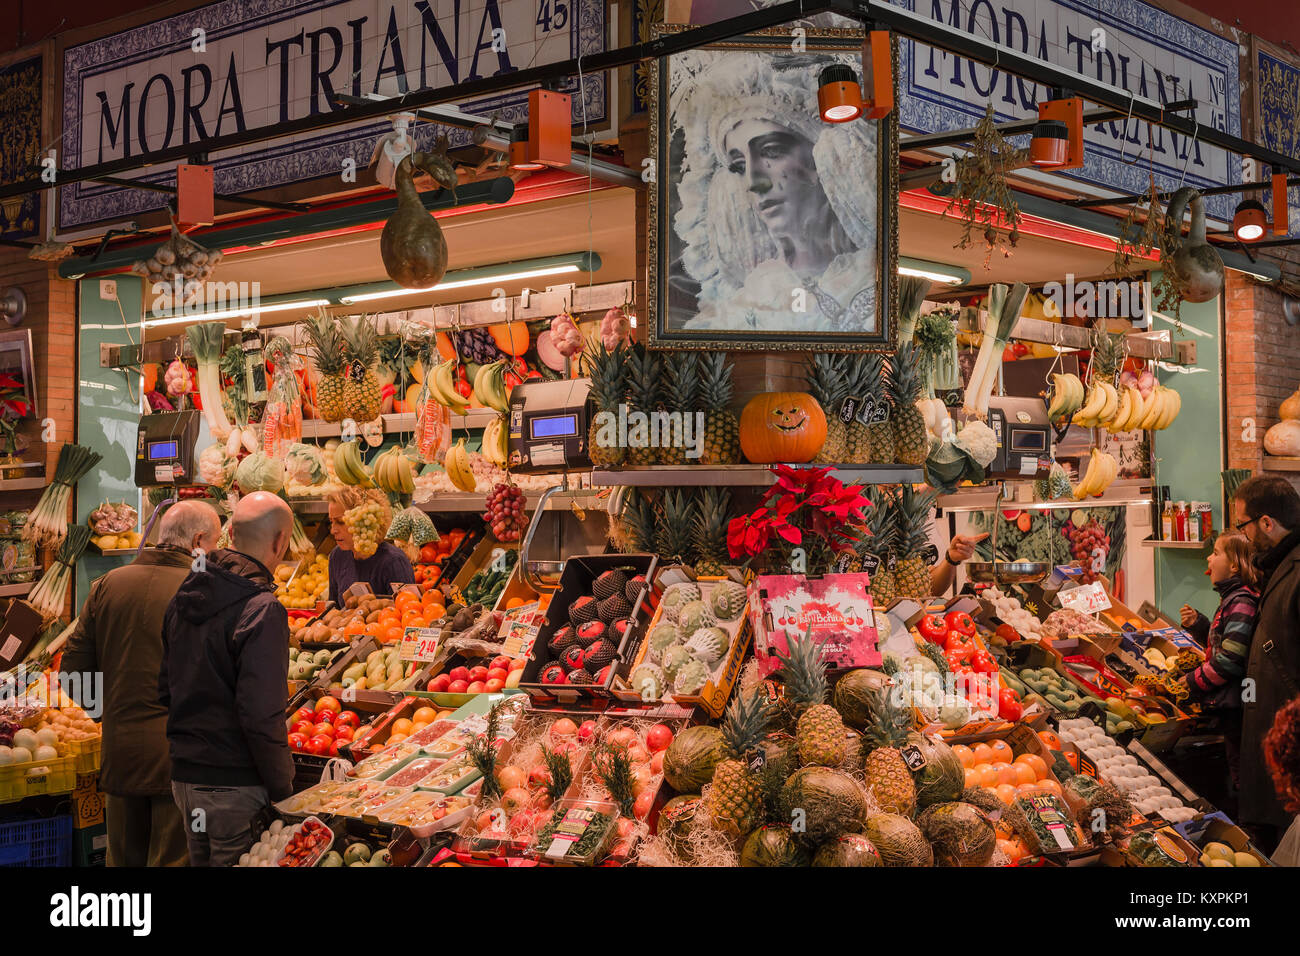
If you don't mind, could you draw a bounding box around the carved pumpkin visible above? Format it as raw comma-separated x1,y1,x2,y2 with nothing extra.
380,144,459,289
739,392,827,463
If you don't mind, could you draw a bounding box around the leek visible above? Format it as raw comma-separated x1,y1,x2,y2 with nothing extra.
29,525,92,620
965,282,1029,417
186,321,233,441
896,275,931,344
23,443,103,549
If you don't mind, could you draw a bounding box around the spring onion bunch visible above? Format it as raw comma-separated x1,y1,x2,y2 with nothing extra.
186,320,233,441
22,443,104,549
29,525,92,620
963,282,1029,418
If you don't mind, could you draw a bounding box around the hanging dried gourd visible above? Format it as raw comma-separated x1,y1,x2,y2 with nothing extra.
379,139,460,288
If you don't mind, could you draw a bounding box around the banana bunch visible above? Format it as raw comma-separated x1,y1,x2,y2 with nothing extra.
472,361,511,413
1072,448,1119,499
373,446,415,495
428,359,471,415
1101,385,1182,433
333,440,373,487
444,438,477,492
481,415,510,466
1071,382,1120,428
1046,373,1085,422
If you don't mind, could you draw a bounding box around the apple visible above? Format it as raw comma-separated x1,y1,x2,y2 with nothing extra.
645,724,674,753
468,666,489,683
315,695,341,714
448,679,469,694
550,718,578,740
333,724,355,742
466,681,486,694
290,720,315,737
293,707,316,725
577,720,598,742
491,656,512,671
428,674,451,693
449,666,470,683
312,722,335,738
329,740,340,757
287,732,308,751
334,711,360,729
486,667,508,683
312,708,335,724
307,735,332,755
508,658,527,672
484,678,505,693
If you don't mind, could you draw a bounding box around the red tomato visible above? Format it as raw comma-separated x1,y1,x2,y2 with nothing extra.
449,666,470,683
944,611,976,636
915,614,946,644
448,679,469,694
998,687,1024,722
419,544,439,564
945,645,973,667
287,732,308,751
970,651,999,675
944,631,974,654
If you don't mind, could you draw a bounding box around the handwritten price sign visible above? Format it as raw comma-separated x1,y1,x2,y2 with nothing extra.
1058,581,1111,615
399,626,443,663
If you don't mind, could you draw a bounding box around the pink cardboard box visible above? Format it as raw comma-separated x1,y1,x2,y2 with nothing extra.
750,573,881,676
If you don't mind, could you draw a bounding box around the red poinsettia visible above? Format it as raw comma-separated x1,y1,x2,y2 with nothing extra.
727,465,872,573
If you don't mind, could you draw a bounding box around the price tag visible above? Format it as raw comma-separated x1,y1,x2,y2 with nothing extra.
921,544,940,567
499,602,542,657
399,626,443,663
391,582,421,597
886,552,898,572
900,744,928,771
860,553,881,576
867,399,889,426
855,394,876,427
1058,581,1111,615
343,582,374,602
839,396,860,425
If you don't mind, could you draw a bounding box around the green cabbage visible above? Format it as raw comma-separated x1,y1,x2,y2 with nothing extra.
234,452,284,493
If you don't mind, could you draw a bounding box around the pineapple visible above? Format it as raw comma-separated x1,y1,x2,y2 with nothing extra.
702,688,774,836
655,489,697,568
889,343,928,466
806,353,848,463
779,630,847,767
861,487,898,607
892,484,938,601
339,314,382,422
625,347,666,466
697,352,741,465
691,487,732,576
585,344,629,468
661,352,700,466
301,309,346,423
611,489,657,553
861,686,918,816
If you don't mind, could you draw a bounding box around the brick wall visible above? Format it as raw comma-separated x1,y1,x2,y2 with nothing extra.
1224,247,1300,489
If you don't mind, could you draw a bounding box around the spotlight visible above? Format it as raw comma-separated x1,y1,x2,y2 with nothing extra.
1233,199,1268,242
818,65,862,123
1030,118,1070,167
509,124,544,172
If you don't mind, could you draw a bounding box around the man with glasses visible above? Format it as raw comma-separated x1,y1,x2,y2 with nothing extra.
1231,476,1300,854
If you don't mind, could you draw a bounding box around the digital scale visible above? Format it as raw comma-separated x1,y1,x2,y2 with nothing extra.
985,396,1053,478
507,379,593,473
135,410,201,487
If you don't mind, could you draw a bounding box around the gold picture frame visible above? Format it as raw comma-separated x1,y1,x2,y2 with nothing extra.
646,26,899,352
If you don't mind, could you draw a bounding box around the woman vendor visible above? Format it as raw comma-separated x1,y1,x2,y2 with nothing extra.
326,488,415,606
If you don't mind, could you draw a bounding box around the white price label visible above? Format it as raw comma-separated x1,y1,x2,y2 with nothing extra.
399,626,443,663
1058,581,1111,615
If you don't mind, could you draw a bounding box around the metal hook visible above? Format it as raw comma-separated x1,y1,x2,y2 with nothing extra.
1118,91,1137,164
1178,117,1199,187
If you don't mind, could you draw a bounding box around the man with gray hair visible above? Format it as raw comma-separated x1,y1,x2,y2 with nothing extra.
160,491,295,866
63,498,221,867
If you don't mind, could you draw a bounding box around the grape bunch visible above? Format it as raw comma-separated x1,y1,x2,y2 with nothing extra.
484,482,528,542
344,500,389,559
1063,517,1111,583
455,327,506,365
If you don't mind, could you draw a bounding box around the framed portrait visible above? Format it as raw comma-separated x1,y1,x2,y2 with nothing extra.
647,27,899,352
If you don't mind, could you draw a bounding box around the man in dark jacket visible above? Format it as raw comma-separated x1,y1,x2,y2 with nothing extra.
1232,476,1300,853
160,491,295,866
62,500,221,867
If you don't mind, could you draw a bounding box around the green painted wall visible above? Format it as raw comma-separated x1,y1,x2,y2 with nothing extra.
1151,280,1222,621
75,279,145,606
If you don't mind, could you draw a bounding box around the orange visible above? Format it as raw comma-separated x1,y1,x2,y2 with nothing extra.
506,597,526,609
1035,777,1063,797
1038,730,1062,751
377,610,400,627
971,743,994,765
425,603,446,621
395,592,419,613
409,721,429,736
1014,753,1049,780
951,744,976,768
386,732,407,746
995,784,1018,804
413,706,437,724
382,625,405,645
404,614,429,629
997,838,1026,863
391,718,414,736
987,740,1013,764
343,620,366,639
992,762,1018,787
1012,762,1037,786
970,764,997,788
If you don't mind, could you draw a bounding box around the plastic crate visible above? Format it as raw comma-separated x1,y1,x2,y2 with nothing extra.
66,736,102,774
0,814,73,867
0,755,77,803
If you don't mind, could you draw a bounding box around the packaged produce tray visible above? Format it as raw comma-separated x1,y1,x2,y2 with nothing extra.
366,789,475,837
519,554,657,704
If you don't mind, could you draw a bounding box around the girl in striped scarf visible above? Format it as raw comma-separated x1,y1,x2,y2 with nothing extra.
1179,531,1262,790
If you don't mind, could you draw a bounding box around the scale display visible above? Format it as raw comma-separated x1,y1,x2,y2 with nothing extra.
1009,430,1046,453
530,414,577,440
148,440,179,460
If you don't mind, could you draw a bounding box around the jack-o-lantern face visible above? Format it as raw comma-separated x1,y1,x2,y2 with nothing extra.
739,392,828,463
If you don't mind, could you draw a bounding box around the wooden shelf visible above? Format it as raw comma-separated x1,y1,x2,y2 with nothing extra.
0,582,33,597
0,476,48,492
1263,455,1300,472
936,478,1154,512
299,409,495,439
290,489,598,514
589,464,925,487
1140,537,1208,549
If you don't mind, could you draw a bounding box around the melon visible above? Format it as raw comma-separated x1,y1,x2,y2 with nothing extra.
657,795,702,864
908,733,966,809
863,813,934,867
813,833,882,867
779,767,867,842
959,786,1004,816
831,668,890,730
662,725,723,793
917,802,997,866
740,825,811,867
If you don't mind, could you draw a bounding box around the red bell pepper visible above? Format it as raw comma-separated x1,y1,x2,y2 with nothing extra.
944,610,976,636
917,614,947,645
943,630,975,653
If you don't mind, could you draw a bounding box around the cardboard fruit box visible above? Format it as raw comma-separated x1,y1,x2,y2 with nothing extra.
750,572,882,677
520,554,658,705
1172,812,1275,867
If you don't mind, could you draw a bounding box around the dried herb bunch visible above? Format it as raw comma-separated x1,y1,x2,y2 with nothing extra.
1108,169,1182,316
946,103,1028,266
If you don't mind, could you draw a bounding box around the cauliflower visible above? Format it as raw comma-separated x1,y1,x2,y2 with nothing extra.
954,419,998,467
198,443,237,488
283,443,326,487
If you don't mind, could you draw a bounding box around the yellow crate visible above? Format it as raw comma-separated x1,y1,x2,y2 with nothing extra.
0,755,77,803
65,736,102,774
